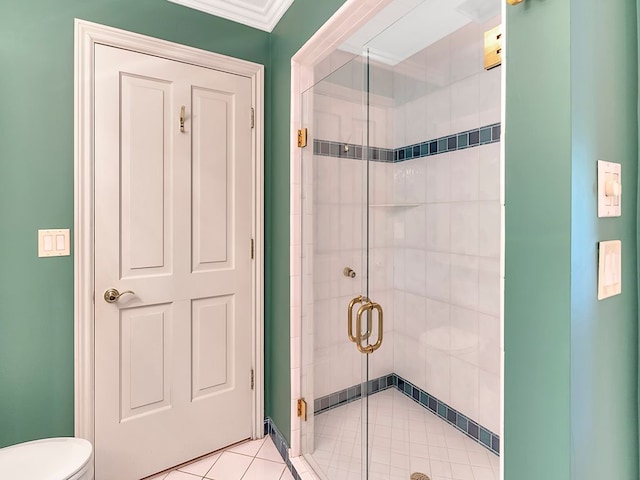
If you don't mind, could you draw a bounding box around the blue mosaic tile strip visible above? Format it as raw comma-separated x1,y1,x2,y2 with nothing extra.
312,139,394,162
394,375,500,456
264,417,302,480
313,373,500,456
313,374,395,415
313,123,501,163
395,122,500,162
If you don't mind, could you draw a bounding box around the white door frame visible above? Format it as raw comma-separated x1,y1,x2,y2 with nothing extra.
74,19,265,447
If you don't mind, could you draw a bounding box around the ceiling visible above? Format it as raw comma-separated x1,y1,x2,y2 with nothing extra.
340,0,501,65
167,0,499,49
168,0,294,32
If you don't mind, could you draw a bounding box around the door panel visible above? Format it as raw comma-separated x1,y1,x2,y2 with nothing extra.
120,304,172,419
191,87,232,270
94,44,253,480
120,75,172,276
191,295,234,399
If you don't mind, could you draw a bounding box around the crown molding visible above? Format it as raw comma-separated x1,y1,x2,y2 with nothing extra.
168,0,294,32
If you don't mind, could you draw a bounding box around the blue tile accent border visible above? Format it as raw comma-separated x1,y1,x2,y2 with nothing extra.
313,374,395,414
313,123,501,163
313,373,500,456
264,417,302,480
312,140,395,162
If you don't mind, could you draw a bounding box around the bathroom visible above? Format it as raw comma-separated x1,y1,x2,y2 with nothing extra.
0,0,638,479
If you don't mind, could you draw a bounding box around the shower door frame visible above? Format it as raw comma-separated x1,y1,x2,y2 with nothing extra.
289,0,506,478
288,3,395,469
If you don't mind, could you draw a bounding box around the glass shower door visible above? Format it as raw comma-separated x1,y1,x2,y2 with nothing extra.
300,1,504,478
299,52,382,480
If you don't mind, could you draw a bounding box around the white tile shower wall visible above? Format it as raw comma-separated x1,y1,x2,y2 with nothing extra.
311,83,396,401
299,16,502,454
392,18,502,434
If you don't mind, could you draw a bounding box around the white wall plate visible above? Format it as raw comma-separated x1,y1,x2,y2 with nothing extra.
597,160,622,217
597,240,621,300
38,229,70,257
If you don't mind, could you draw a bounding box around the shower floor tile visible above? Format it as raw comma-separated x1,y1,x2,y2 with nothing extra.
309,389,500,480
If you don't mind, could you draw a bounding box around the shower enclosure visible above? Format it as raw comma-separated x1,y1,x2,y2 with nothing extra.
296,1,503,478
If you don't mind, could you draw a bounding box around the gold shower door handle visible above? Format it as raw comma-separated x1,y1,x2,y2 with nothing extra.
347,295,367,343
355,302,383,354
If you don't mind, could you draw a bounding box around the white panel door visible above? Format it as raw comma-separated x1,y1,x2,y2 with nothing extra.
94,44,254,480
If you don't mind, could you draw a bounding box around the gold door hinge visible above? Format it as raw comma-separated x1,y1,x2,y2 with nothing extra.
297,128,308,148
484,25,502,70
251,107,255,129
297,398,307,421
251,238,255,259
251,369,254,390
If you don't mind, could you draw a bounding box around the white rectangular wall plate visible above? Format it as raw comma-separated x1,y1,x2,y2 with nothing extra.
38,229,70,257
597,160,622,217
598,240,622,300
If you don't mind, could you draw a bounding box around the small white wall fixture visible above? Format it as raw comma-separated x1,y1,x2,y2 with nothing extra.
74,18,265,451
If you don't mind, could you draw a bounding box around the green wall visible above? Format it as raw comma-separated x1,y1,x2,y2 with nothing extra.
506,1,638,479
504,3,573,477
266,0,347,442
570,0,638,478
0,0,269,448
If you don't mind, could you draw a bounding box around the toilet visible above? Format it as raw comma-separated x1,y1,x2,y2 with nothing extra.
0,437,93,480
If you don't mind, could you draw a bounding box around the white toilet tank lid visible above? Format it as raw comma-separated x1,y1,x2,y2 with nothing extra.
0,437,92,480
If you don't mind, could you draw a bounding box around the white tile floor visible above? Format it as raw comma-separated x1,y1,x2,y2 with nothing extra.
147,436,294,480
310,389,500,480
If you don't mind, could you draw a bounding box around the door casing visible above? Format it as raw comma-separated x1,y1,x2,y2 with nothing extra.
74,18,265,453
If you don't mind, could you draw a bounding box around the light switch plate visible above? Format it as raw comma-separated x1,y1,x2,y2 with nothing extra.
597,160,622,217
38,229,70,257
598,240,622,300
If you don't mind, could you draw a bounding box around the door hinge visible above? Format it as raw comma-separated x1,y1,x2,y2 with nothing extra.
251,238,255,259
251,107,255,129
484,25,502,71
251,369,255,390
297,398,307,421
297,128,308,148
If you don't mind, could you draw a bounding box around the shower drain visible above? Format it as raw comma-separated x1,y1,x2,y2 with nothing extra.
410,473,431,480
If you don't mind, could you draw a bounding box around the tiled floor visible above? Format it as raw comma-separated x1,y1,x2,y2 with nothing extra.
148,436,294,480
310,388,500,480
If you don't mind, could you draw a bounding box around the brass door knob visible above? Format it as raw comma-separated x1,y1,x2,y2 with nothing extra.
104,288,136,304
